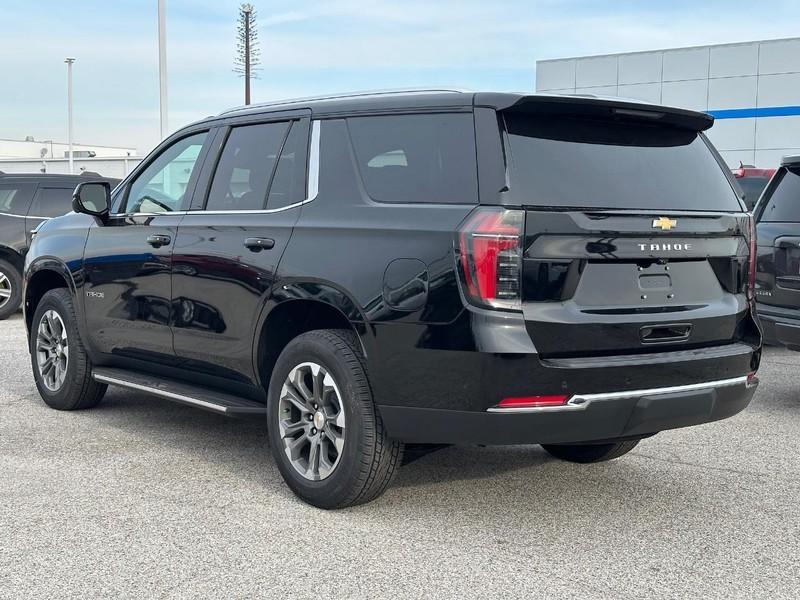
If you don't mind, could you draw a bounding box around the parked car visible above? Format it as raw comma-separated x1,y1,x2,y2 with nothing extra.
23,91,761,508
754,155,800,348
0,172,119,320
732,163,776,210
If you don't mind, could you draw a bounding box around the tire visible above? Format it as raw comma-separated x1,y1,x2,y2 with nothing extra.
267,329,403,509
0,259,22,321
541,439,641,464
30,288,107,410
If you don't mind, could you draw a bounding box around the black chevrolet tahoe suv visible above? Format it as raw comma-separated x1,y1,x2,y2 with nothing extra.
0,172,118,320
754,154,800,348
23,91,761,508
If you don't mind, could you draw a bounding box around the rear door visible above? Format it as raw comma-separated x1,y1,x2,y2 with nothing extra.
754,166,800,310
498,108,751,356
170,113,310,382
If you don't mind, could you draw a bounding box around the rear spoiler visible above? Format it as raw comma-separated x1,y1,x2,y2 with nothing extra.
476,93,714,132
781,154,800,167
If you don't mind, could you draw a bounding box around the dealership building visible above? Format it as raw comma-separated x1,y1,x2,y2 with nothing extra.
0,136,140,178
535,37,800,168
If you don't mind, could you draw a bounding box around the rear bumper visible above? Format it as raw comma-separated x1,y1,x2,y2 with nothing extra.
756,304,800,349
380,375,757,445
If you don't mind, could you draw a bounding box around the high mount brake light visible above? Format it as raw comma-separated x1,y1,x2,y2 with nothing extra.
457,208,524,310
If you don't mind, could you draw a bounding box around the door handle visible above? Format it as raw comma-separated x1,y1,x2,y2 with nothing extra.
244,237,275,252
146,234,171,248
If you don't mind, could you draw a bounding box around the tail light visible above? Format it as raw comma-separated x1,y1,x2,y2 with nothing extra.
747,214,757,302
457,207,524,310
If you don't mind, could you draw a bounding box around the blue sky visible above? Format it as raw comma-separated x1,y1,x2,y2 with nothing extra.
2,0,800,153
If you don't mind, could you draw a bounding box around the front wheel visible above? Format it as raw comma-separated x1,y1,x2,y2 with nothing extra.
541,439,641,463
267,329,403,509
30,289,107,410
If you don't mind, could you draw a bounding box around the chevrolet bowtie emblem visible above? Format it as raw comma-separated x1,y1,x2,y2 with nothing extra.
652,216,677,231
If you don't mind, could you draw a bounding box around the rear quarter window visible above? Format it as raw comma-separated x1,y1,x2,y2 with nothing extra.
758,168,800,222
347,113,478,204
502,113,742,212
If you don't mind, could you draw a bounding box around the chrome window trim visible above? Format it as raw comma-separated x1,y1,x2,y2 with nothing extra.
306,118,320,202
109,120,321,218
486,375,750,413
1,213,51,220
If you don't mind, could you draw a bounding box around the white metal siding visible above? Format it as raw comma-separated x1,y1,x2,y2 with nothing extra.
536,37,800,167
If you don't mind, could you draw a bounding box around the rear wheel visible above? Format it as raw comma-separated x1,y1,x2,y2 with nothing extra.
541,439,640,463
0,260,22,321
30,289,107,410
267,329,403,509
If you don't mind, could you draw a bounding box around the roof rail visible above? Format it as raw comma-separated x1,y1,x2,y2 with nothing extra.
218,88,470,116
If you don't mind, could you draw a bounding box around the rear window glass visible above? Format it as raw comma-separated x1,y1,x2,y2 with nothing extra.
737,176,770,210
503,114,742,211
348,113,478,204
759,168,800,222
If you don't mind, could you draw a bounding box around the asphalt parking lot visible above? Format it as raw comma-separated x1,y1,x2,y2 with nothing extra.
1,311,798,599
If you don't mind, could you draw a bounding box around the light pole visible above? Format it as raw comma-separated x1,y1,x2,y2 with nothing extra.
65,57,75,174
158,0,168,139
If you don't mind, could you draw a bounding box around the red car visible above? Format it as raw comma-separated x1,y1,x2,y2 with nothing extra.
732,163,776,210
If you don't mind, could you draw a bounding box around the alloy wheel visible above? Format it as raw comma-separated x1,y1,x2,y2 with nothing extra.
0,271,11,310
278,362,346,481
36,310,69,391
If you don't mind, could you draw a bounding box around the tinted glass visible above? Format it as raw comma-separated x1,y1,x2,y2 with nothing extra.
207,122,289,211
0,184,33,215
29,188,73,218
759,168,800,222
124,132,207,213
267,122,307,209
737,176,769,210
348,113,478,204
503,114,742,211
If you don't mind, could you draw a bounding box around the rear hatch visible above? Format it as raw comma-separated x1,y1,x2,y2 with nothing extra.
497,97,753,357
754,162,800,311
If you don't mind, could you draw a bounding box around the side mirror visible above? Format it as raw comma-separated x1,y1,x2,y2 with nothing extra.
72,181,110,220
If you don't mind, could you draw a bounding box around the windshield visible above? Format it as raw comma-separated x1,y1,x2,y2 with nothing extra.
502,114,742,212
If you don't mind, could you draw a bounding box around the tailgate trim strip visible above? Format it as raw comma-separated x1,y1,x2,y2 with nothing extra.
487,375,749,413
541,342,753,369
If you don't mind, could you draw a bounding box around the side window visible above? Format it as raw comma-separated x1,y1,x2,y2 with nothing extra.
347,113,478,204
267,121,308,209
123,132,207,214
0,184,34,215
206,121,289,211
29,188,74,218
760,169,800,222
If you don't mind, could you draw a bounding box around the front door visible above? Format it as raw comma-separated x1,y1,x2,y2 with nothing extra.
171,117,310,382
82,131,210,362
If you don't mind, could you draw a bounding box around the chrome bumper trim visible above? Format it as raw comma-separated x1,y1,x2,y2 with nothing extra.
486,375,751,414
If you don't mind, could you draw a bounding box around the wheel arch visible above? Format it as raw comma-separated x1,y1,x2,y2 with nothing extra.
0,245,24,274
25,259,78,334
253,289,370,393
